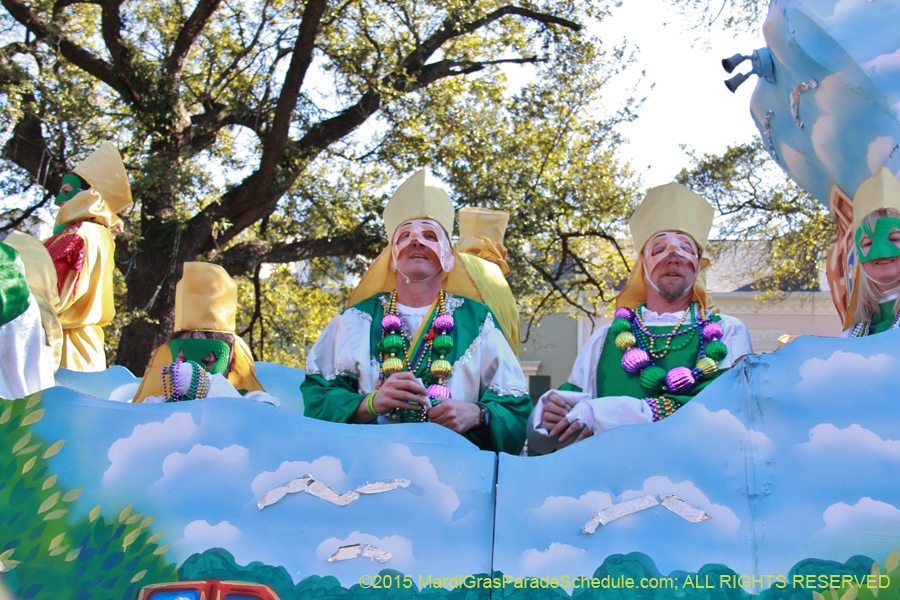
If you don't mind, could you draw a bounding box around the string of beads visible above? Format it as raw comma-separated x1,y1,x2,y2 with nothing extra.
611,302,726,422
849,311,900,337
377,290,455,423
161,360,210,402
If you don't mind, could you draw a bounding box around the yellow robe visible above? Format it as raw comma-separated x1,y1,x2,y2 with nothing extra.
45,190,118,371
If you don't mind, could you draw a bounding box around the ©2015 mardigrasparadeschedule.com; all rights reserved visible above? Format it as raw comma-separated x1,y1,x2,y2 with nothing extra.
358,573,894,592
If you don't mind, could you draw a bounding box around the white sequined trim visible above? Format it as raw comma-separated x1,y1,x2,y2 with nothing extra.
445,293,464,315
348,307,373,323
371,357,381,378
489,382,529,397
452,312,493,372
305,368,353,381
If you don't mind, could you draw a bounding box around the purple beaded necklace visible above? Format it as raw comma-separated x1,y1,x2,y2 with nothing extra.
378,290,455,422
611,303,728,396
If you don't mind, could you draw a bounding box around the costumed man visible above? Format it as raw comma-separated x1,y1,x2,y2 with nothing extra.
0,240,55,398
132,262,277,405
301,170,531,454
527,182,753,455
43,141,132,371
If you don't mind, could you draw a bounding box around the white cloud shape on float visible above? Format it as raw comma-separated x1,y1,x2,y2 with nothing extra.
778,143,814,192
250,456,348,498
863,47,900,73
151,443,251,491
316,531,414,568
795,424,900,461
795,351,894,391
179,520,243,551
808,80,841,179
867,136,898,174
821,498,900,533
620,475,741,535
103,412,199,484
531,491,615,520
520,543,589,573
385,444,459,519
692,404,775,458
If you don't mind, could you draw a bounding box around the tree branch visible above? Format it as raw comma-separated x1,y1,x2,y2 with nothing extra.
187,101,261,153
413,56,546,88
1,0,134,99
257,0,327,176
415,5,581,67
1,97,67,195
188,2,580,253
165,0,225,77
211,228,382,277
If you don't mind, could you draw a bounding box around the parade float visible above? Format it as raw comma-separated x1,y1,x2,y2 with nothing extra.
3,0,900,598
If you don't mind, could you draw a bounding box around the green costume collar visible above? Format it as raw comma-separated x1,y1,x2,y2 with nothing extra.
855,217,900,263
168,338,231,374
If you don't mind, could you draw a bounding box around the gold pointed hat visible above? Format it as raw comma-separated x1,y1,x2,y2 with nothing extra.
852,166,900,233
72,141,133,214
616,182,716,310
174,262,237,333
382,170,455,239
628,182,714,253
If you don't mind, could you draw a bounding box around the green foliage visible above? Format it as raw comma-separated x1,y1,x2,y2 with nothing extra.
235,262,345,367
366,33,643,335
677,140,834,299
175,549,885,600
0,0,644,370
812,551,900,600
0,395,177,599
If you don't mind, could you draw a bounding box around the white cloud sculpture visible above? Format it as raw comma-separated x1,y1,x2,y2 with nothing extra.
103,412,199,484
385,443,460,519
795,351,895,391
151,443,252,492
821,497,900,533
179,519,243,551
795,423,900,461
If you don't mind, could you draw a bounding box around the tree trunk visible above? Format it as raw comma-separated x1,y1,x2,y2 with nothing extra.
115,224,184,374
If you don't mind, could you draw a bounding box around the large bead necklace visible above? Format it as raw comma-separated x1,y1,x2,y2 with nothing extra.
849,312,900,337
377,290,455,423
161,360,210,402
611,303,727,420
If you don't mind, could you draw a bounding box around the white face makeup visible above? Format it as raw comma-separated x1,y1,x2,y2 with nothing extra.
393,220,444,260
390,219,455,282
642,231,700,303
643,231,700,274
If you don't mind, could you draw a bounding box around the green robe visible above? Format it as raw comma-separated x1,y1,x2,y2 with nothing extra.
559,314,725,412
302,293,531,454
868,300,898,335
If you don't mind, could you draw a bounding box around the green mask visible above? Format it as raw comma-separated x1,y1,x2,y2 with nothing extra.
55,173,85,205
855,217,900,263
168,338,231,374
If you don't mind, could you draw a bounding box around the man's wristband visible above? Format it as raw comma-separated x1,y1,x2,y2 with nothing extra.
365,391,378,416
474,403,491,431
